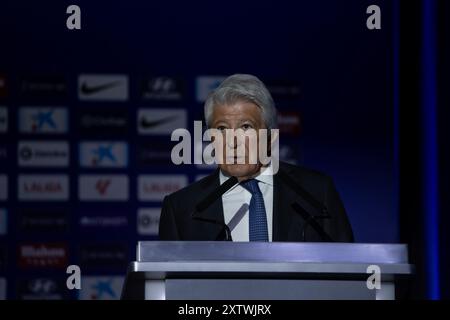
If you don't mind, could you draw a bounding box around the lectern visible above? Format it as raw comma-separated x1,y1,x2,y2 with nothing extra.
121,241,413,300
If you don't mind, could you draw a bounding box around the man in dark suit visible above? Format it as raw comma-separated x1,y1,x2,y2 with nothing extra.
159,74,353,242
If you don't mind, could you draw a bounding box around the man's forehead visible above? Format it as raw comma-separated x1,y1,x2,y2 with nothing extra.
212,103,262,120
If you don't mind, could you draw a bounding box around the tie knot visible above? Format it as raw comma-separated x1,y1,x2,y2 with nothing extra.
241,179,262,195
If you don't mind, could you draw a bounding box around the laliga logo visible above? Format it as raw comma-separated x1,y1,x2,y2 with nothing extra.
170,121,280,174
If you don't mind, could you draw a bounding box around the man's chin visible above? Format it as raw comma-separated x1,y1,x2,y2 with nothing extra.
219,164,261,179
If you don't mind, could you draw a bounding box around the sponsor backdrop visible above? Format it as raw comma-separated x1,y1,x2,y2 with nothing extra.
0,0,396,299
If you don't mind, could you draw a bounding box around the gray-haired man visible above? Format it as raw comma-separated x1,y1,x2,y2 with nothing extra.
159,74,353,242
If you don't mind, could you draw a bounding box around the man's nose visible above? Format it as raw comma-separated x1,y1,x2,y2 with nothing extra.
225,132,244,148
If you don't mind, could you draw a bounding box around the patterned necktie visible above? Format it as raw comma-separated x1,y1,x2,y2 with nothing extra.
241,179,269,241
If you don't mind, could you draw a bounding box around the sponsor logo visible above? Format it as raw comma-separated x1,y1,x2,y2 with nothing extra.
137,141,174,166
137,208,160,236
18,243,68,269
19,208,68,233
18,278,66,300
141,77,184,101
78,276,124,300
137,108,187,135
0,209,7,235
18,141,69,167
277,111,302,136
195,76,226,102
0,278,6,299
138,175,187,201
0,175,7,201
78,175,129,201
18,175,69,201
0,107,7,133
79,244,127,269
78,109,129,135
78,74,128,101
0,74,7,98
265,79,302,100
79,215,128,229
19,107,68,134
79,141,128,168
20,75,67,99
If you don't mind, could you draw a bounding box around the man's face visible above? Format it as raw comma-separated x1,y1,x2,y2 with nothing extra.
210,101,266,180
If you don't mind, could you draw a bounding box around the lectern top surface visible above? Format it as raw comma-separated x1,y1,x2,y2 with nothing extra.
137,241,408,265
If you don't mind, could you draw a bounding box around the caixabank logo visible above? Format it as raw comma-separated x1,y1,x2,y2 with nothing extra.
79,141,128,168
78,276,124,300
19,107,68,134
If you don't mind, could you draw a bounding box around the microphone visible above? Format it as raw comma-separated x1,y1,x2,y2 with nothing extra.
278,170,334,242
191,176,239,241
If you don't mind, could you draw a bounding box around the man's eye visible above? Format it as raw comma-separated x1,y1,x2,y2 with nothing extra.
217,126,226,131
242,124,253,130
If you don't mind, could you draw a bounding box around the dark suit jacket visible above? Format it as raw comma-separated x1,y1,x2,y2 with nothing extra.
159,161,354,242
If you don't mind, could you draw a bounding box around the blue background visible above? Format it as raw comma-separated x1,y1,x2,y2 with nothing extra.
0,0,425,300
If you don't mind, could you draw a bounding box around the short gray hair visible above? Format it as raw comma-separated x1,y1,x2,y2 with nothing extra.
204,74,277,129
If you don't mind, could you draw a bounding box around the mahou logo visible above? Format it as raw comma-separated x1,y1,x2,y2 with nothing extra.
18,243,68,269
18,175,69,201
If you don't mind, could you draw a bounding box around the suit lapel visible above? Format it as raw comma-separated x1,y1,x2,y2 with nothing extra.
272,164,296,241
194,169,226,239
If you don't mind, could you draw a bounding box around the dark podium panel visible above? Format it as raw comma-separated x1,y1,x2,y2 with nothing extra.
121,241,413,300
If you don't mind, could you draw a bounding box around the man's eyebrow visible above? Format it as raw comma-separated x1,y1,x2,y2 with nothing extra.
212,120,227,125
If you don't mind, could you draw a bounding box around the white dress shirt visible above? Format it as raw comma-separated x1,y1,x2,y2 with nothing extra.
219,163,274,242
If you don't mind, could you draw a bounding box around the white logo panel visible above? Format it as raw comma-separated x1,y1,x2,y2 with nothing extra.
79,175,129,201
138,175,187,201
18,175,69,201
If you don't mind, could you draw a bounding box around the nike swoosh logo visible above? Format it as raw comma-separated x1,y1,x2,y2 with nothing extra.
140,115,178,129
81,81,122,95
